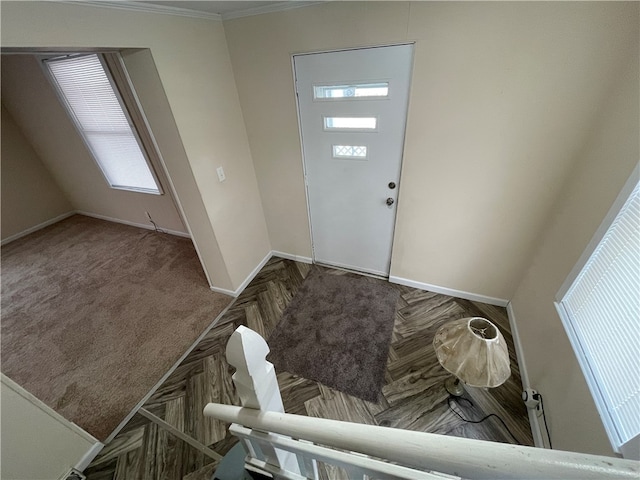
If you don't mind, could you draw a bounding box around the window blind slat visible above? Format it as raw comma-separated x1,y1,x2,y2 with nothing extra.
45,54,159,194
562,182,640,446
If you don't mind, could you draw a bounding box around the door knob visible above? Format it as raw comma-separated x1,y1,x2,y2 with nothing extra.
386,197,394,206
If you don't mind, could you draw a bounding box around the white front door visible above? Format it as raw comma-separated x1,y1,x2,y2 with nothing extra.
294,45,413,276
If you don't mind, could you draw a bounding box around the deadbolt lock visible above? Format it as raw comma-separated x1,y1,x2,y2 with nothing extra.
388,182,396,189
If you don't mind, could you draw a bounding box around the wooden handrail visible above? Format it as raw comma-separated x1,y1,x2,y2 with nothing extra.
204,403,640,480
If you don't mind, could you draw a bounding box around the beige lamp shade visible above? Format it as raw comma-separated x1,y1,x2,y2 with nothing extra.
433,317,510,388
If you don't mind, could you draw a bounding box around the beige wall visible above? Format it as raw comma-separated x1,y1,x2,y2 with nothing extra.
224,1,637,300
1,104,73,241
1,374,98,480
1,1,271,291
1,55,188,235
119,48,231,288
510,46,639,456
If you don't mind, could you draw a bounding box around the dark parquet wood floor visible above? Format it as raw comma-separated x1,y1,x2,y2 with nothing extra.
85,257,533,480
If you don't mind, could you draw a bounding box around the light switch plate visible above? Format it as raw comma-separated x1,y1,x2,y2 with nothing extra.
216,166,226,182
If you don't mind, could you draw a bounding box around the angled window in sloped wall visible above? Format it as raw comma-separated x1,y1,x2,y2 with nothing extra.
43,53,161,194
556,171,640,459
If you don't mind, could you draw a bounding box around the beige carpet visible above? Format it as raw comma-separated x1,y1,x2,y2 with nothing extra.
1,215,232,441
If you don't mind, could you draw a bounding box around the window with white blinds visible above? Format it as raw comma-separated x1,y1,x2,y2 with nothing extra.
556,179,639,454
44,54,160,194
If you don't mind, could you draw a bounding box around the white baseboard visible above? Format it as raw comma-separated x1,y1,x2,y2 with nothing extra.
506,303,531,387
271,250,313,264
210,250,313,298
234,250,273,295
1,211,76,246
506,302,547,448
388,275,509,307
209,285,238,297
1,210,192,246
76,211,190,238
75,442,104,472
210,250,273,298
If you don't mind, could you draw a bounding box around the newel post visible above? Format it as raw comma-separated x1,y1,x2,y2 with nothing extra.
226,325,284,412
226,326,300,474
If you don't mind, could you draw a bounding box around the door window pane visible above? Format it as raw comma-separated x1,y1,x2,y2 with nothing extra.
332,145,368,159
323,116,377,131
314,82,389,99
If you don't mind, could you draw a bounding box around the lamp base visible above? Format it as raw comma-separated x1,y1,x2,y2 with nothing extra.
444,377,465,396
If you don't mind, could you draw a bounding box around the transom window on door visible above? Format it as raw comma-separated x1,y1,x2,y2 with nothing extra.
314,82,389,99
43,53,161,194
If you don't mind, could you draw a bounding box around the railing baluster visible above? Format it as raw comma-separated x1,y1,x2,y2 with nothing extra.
207,326,640,480
225,326,300,475
298,439,319,480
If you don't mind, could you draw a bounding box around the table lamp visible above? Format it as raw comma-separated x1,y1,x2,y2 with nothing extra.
433,317,510,396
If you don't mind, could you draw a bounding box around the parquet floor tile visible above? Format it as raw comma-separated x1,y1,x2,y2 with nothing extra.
86,257,532,479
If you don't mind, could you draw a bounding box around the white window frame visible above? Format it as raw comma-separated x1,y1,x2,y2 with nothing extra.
312,80,391,101
331,145,368,160
554,164,640,458
322,115,379,133
41,53,163,195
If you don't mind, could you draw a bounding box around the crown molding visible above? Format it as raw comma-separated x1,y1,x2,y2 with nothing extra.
55,1,222,21
55,1,325,22
221,1,325,21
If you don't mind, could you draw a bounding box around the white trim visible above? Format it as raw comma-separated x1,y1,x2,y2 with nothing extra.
556,163,639,300
205,404,640,480
221,1,325,20
74,442,105,472
139,408,221,461
112,52,214,289
75,211,190,238
1,211,76,246
210,250,273,298
555,300,622,452
210,250,313,298
271,250,313,264
389,275,509,307
1,374,99,444
318,259,388,278
505,304,531,390
293,44,416,276
41,54,164,196
506,303,546,449
232,250,273,295
553,164,640,454
55,1,325,22
210,284,239,297
292,42,417,59
56,1,222,21
291,55,317,264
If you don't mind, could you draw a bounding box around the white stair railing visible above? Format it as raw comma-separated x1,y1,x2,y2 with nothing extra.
204,326,640,480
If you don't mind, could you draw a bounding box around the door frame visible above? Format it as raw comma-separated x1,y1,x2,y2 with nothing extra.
291,42,415,276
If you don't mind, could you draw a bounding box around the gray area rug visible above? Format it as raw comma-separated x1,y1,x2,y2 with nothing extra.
267,268,399,403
